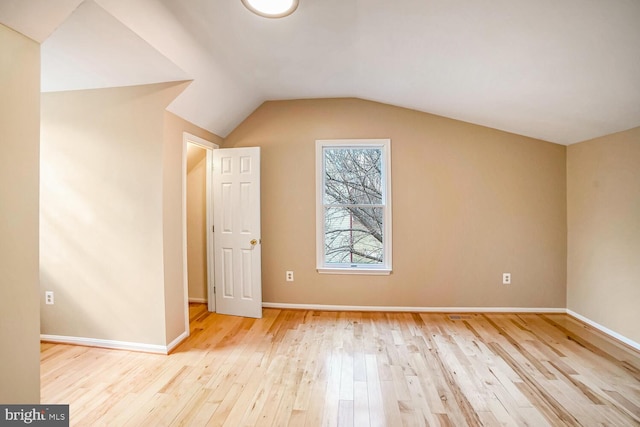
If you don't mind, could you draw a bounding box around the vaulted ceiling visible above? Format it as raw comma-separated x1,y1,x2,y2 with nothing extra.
1,0,639,144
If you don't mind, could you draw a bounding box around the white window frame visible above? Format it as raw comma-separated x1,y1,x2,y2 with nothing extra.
315,139,392,275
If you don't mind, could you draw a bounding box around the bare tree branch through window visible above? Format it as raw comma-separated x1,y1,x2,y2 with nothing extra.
323,148,384,264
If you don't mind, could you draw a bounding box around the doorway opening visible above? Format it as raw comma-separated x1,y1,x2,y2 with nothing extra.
182,133,217,334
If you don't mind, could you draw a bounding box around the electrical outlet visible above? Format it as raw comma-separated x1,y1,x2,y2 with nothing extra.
45,291,54,305
286,271,294,282
502,273,511,285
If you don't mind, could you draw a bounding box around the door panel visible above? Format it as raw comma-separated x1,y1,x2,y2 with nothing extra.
212,147,262,318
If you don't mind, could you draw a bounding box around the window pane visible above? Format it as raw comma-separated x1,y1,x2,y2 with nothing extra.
324,148,382,205
324,206,383,265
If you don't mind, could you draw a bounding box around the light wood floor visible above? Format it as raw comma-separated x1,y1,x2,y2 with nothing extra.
41,305,640,426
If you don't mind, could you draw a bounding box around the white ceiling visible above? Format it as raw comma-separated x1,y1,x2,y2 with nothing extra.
1,0,639,144
41,1,189,92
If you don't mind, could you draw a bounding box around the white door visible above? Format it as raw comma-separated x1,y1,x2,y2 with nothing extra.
212,147,262,318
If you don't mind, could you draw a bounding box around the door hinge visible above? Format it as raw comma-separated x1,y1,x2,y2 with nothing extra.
212,225,215,233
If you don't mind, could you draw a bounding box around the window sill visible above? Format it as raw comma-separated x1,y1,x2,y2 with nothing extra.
317,267,392,276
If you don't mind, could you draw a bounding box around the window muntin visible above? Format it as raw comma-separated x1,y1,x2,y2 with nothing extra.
316,139,392,274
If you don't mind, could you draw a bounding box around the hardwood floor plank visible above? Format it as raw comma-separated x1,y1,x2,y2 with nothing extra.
419,316,485,426
321,340,343,427
365,354,385,427
339,352,354,401
604,390,640,420
337,400,353,427
404,375,436,426
170,387,216,426
407,353,446,416
352,381,370,427
483,314,557,381
209,382,246,426
293,327,327,412
541,314,640,381
380,380,403,426
288,409,308,427
492,342,582,426
40,308,640,426
390,365,411,402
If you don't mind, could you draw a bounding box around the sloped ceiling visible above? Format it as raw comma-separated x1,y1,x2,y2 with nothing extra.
41,1,189,92
0,0,83,42
1,0,639,144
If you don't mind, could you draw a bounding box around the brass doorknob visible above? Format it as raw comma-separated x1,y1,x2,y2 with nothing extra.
250,239,258,246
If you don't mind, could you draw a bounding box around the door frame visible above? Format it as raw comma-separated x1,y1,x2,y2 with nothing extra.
182,132,218,333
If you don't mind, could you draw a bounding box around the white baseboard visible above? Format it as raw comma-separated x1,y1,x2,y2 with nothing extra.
167,331,189,353
262,302,566,313
41,334,170,354
189,298,207,303
566,309,640,352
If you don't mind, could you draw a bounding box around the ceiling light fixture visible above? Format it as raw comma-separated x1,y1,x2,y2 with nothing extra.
241,0,299,18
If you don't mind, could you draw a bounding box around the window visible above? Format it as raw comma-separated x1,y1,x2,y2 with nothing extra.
316,139,392,274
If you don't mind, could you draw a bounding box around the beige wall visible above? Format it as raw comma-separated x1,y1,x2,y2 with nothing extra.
186,147,208,302
567,126,640,344
162,112,219,343
0,24,41,403
40,82,189,347
224,98,567,308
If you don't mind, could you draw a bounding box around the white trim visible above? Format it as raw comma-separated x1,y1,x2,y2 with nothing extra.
167,331,189,353
189,297,208,303
262,302,566,313
41,334,169,354
182,132,219,334
315,139,392,273
566,309,640,352
205,148,215,314
317,267,391,275
184,132,216,149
